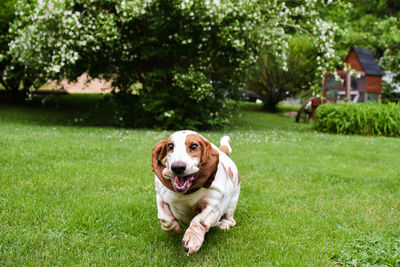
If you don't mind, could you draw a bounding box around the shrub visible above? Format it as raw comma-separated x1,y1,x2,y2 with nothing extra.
110,90,235,130
315,102,400,137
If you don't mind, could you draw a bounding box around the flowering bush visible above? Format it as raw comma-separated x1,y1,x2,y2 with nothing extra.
9,0,339,128
0,0,46,98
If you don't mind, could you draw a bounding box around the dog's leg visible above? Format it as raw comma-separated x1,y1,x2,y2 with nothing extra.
156,196,182,236
219,213,236,230
219,187,239,230
182,202,220,255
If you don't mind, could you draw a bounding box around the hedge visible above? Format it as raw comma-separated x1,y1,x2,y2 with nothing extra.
314,102,400,137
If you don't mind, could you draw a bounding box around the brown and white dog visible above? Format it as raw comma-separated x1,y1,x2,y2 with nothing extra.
152,130,240,255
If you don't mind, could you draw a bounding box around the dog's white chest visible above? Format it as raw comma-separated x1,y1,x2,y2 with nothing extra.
156,179,208,224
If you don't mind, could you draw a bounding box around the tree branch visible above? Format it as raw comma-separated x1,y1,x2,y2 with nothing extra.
277,22,319,44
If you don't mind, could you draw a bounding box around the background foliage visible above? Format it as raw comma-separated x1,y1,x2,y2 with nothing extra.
0,0,45,98
315,102,400,136
322,0,400,93
246,0,400,111
4,0,339,128
246,35,318,112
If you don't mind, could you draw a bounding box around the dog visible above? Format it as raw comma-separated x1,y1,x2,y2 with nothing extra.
152,130,240,255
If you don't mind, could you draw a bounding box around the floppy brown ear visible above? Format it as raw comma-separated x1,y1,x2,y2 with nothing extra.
189,137,219,192
152,139,174,191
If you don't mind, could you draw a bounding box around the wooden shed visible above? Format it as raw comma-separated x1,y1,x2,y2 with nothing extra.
323,47,383,102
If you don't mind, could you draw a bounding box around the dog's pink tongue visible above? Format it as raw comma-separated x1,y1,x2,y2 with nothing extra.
176,176,186,187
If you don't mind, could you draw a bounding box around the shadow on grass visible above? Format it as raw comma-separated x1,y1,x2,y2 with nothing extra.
0,93,117,128
0,93,311,133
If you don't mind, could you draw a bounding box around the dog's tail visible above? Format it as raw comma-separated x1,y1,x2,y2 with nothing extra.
219,136,232,156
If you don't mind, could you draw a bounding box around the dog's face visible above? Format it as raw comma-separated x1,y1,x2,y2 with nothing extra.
152,131,219,194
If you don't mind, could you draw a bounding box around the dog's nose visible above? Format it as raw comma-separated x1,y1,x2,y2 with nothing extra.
171,161,186,175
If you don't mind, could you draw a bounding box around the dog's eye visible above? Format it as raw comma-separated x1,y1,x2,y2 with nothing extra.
167,143,174,151
190,144,198,150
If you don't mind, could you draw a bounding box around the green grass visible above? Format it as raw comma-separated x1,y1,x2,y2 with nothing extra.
1,95,399,266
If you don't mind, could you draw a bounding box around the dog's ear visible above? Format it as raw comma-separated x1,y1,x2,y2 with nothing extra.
199,138,212,167
190,137,219,191
152,139,168,171
152,139,174,191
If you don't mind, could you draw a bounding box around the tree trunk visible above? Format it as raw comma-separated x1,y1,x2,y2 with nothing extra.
388,0,399,17
1,78,26,100
261,94,280,113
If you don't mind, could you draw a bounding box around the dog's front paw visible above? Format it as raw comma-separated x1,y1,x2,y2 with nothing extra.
182,226,205,255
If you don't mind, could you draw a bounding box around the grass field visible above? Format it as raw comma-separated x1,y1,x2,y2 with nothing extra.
0,95,399,266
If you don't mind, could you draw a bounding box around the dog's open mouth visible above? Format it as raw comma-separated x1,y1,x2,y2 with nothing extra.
172,174,196,193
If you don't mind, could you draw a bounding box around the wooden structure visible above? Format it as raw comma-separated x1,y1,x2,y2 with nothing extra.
295,97,321,123
323,47,383,103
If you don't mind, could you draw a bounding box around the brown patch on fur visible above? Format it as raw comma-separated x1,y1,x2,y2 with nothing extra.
152,139,174,191
221,163,234,183
185,134,219,193
192,198,209,215
228,167,233,182
185,134,202,159
221,162,227,173
219,145,229,155
238,174,241,184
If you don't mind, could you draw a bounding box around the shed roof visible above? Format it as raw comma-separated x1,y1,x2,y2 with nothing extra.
351,47,382,76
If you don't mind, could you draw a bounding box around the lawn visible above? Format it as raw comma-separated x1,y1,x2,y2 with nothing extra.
0,95,399,266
